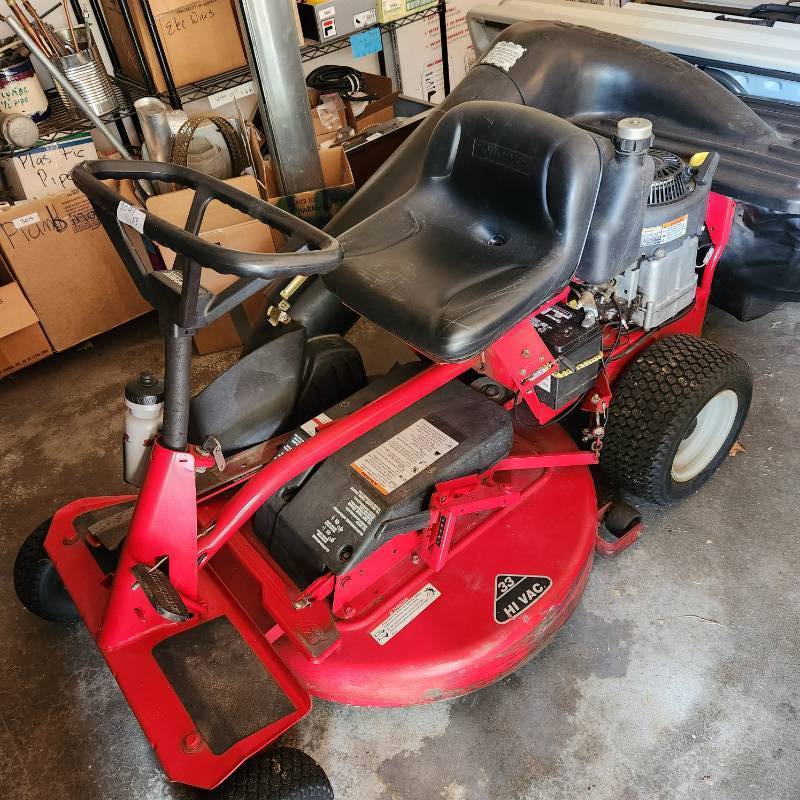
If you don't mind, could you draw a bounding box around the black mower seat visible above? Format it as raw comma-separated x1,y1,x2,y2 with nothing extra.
324,101,602,362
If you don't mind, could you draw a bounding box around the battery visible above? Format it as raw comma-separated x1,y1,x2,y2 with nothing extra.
532,303,602,410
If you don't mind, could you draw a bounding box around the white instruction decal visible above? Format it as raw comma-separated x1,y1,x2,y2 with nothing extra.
641,214,688,248
351,418,458,495
300,412,333,437
353,9,376,27
311,485,382,553
208,81,255,109
371,583,441,645
482,41,526,72
538,374,552,393
12,211,40,229
117,201,146,234
319,5,336,19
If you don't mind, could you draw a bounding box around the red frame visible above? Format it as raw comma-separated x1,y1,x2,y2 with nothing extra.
45,192,736,789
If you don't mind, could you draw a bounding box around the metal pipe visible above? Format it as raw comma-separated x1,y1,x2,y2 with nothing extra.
234,0,323,194
438,1,451,96
138,0,182,109
0,12,132,157
116,0,156,94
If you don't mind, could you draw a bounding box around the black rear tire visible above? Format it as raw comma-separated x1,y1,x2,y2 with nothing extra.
208,747,333,800
14,520,80,623
600,334,752,505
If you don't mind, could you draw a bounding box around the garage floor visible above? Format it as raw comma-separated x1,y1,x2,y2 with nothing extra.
1,305,798,800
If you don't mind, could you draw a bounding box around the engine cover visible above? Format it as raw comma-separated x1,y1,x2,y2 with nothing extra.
268,379,513,586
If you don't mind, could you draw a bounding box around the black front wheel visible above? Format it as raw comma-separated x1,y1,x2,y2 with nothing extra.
207,747,333,800
14,520,80,623
600,334,752,505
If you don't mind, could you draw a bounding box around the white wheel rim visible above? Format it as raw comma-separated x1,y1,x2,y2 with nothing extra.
671,389,738,483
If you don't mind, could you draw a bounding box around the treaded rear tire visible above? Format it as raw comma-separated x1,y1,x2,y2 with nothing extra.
600,334,752,505
14,519,80,623
208,747,333,800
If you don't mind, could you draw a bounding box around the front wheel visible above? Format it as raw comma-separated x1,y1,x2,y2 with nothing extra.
600,334,752,505
14,519,80,623
207,747,333,800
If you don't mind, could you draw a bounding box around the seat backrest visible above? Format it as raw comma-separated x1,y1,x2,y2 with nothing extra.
419,100,602,247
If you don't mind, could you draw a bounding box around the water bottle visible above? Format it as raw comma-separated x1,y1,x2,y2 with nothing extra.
123,371,164,486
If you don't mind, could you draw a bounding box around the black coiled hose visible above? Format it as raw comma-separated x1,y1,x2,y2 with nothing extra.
305,65,378,101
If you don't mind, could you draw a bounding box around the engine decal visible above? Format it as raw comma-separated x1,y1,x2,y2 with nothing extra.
370,583,441,645
641,214,688,247
494,574,552,624
351,418,458,495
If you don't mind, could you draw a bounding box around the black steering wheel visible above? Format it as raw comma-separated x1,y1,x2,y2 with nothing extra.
72,160,343,332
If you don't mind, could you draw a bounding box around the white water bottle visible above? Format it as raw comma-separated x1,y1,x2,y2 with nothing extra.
123,372,164,486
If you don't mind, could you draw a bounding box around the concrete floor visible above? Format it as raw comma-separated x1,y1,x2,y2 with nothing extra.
1,306,798,800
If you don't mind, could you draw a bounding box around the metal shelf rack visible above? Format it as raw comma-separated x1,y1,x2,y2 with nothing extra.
0,2,449,160
85,0,450,109
0,75,149,158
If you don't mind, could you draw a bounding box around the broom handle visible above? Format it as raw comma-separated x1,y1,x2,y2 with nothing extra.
6,0,50,55
22,0,68,55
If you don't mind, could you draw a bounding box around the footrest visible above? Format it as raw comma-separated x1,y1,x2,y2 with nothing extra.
103,578,313,788
132,564,192,622
152,617,297,755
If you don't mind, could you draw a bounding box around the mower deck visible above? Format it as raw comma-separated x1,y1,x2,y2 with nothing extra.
44,424,597,786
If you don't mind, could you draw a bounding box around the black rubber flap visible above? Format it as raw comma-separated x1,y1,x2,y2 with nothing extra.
152,617,296,754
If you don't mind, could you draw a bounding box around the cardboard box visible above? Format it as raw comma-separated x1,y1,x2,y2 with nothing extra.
97,0,247,94
299,0,377,41
0,190,150,352
1,133,98,201
376,0,437,23
309,91,347,147
145,176,276,353
345,73,399,133
258,146,355,228
0,261,52,378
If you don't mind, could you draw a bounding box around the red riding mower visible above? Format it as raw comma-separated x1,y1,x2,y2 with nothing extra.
14,104,751,798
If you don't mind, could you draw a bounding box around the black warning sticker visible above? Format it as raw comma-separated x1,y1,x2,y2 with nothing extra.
494,574,552,624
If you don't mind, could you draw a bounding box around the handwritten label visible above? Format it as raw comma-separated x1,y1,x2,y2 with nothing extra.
208,80,254,109
2,136,96,201
0,203,68,249
12,212,40,229
161,0,219,36
117,202,146,234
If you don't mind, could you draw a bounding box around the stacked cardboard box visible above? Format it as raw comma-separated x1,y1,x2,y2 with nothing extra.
0,259,51,379
97,0,247,93
0,189,150,363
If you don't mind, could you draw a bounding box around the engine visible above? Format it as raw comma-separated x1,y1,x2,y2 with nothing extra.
592,147,714,331
528,119,718,412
